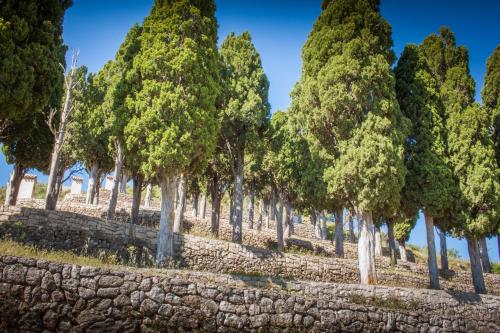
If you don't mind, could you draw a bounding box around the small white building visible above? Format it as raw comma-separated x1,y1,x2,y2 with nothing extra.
18,174,37,200
105,175,115,191
71,176,83,195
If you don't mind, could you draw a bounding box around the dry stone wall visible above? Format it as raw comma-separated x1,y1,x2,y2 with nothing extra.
1,205,499,296
1,255,499,332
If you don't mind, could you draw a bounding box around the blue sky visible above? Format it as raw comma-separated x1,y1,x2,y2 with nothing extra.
1,0,499,261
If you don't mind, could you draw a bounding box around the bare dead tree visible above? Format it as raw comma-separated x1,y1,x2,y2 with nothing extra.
45,50,79,210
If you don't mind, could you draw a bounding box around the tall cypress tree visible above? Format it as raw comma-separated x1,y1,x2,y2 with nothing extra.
69,64,114,205
482,46,500,167
481,46,500,259
103,23,142,220
447,99,499,293
297,0,408,285
128,0,220,265
395,44,456,289
219,32,270,244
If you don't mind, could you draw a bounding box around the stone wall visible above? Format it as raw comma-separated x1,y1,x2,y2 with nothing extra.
1,205,499,296
63,191,161,209
18,199,161,228
0,255,499,332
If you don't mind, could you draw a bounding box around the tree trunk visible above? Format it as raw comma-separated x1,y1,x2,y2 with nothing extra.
144,183,152,208
271,188,276,221
191,193,199,218
45,140,62,210
93,173,102,206
4,163,25,206
119,170,127,193
156,176,177,267
387,220,397,266
478,237,492,273
374,226,382,257
106,141,124,220
200,193,207,220
348,211,355,242
231,147,244,244
314,210,323,239
85,164,98,205
357,209,377,285
321,210,327,240
467,237,487,294
398,240,408,262
276,191,284,251
229,189,234,225
130,176,143,225
257,197,264,231
296,213,302,224
310,209,317,227
424,212,440,289
173,173,187,233
284,202,291,239
54,166,64,200
209,176,220,237
265,200,270,228
248,182,255,229
438,229,449,271
334,208,344,257
45,55,77,210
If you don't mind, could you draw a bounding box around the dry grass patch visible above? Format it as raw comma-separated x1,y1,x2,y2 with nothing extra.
0,239,121,269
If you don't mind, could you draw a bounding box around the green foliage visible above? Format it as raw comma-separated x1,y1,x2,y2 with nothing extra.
297,0,408,216
394,215,417,243
419,27,469,86
492,262,500,274
327,114,407,215
32,183,69,200
67,64,114,174
219,32,270,149
418,28,499,239
482,46,500,167
127,0,220,180
1,109,54,173
395,44,456,221
447,103,499,237
264,111,295,200
0,0,71,125
104,23,143,173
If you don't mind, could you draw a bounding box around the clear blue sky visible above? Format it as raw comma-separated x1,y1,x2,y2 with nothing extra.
1,0,499,261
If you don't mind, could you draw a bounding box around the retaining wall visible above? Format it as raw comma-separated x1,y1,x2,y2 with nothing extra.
1,205,499,296
1,255,499,332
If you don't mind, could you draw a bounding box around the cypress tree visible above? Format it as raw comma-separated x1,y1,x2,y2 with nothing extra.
69,65,114,205
103,23,142,220
393,214,417,262
219,31,270,244
481,46,500,258
421,28,499,293
447,101,499,294
482,46,499,165
298,0,408,285
127,0,220,265
395,44,456,289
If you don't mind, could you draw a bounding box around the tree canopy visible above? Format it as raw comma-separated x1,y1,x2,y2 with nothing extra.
0,0,71,127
